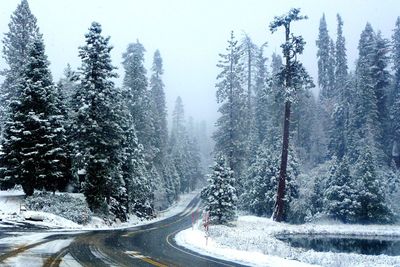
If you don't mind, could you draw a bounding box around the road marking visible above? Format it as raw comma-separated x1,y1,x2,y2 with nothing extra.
165,229,234,267
125,251,168,267
0,240,50,262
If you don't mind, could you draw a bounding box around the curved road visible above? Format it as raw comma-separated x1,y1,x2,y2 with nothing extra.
0,196,247,267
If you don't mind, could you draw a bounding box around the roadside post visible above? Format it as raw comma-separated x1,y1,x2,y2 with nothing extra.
203,211,210,246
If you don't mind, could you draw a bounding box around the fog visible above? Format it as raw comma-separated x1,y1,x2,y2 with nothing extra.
0,0,398,126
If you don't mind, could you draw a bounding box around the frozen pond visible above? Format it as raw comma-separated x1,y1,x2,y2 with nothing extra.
277,234,400,256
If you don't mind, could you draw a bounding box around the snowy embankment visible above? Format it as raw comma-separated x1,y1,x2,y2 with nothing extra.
0,188,199,230
176,215,400,267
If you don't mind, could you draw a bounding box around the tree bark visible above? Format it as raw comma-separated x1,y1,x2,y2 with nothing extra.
273,24,291,222
273,100,291,222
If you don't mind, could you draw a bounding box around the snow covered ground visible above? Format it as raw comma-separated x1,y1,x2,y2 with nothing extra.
0,188,199,230
176,215,400,267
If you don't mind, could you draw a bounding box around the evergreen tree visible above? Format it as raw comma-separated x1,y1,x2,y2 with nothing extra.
269,8,314,222
349,23,382,162
170,97,190,192
1,0,39,134
201,155,237,224
391,17,400,167
213,31,247,192
0,0,39,189
268,53,284,138
120,104,153,218
1,34,69,195
316,14,335,161
239,35,258,158
72,22,127,219
58,64,78,104
354,149,393,223
150,50,168,165
329,14,350,159
292,91,319,166
372,31,391,156
316,14,335,101
254,48,269,145
122,41,156,162
242,140,299,219
324,156,360,222
148,50,177,207
335,14,348,93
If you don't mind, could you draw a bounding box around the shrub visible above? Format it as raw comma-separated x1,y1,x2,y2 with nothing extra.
25,192,91,224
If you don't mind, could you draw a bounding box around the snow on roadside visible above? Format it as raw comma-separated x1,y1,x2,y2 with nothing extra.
0,188,199,230
176,215,400,267
0,188,25,214
176,225,315,267
83,190,200,230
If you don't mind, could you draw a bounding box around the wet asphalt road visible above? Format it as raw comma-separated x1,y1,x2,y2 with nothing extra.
0,196,248,267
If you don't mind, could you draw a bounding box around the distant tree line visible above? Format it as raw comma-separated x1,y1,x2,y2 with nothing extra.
0,0,207,221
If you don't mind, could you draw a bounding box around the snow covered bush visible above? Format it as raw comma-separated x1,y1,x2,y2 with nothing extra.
25,192,91,224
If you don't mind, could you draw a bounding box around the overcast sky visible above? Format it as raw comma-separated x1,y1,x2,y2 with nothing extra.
0,0,398,127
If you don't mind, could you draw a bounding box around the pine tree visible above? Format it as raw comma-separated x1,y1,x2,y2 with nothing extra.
316,14,335,161
354,148,393,223
316,14,334,101
269,8,314,222
72,22,127,219
242,140,299,219
170,97,191,192
292,91,319,165
148,50,175,207
201,155,237,224
1,0,39,129
150,50,168,165
122,41,156,161
268,53,284,138
0,0,39,189
324,156,360,222
57,64,78,104
329,14,350,159
372,31,391,156
391,17,400,167
254,48,269,145
213,31,247,192
239,35,258,158
120,104,153,218
1,34,69,195
349,23,382,162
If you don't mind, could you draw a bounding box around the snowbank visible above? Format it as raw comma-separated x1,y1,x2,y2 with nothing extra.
0,188,199,230
176,215,400,267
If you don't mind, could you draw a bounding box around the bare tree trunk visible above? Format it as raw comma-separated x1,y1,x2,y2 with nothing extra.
273,24,291,222
273,101,291,222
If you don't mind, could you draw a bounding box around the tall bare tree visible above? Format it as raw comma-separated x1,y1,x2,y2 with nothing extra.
269,8,314,222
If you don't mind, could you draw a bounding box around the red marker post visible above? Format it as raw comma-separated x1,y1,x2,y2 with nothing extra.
203,211,210,246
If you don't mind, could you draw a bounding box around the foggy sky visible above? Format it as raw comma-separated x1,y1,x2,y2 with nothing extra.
0,0,398,128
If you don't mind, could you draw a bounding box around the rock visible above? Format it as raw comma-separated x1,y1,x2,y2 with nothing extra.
25,213,45,221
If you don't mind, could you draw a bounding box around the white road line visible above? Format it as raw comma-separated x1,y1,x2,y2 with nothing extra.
165,229,234,267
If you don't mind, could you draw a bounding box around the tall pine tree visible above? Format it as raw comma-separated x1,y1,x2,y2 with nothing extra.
71,22,127,218
269,8,314,222
213,31,247,193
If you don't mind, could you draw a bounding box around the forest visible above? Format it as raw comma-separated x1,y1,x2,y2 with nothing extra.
0,0,208,222
202,8,400,225
1,1,400,227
